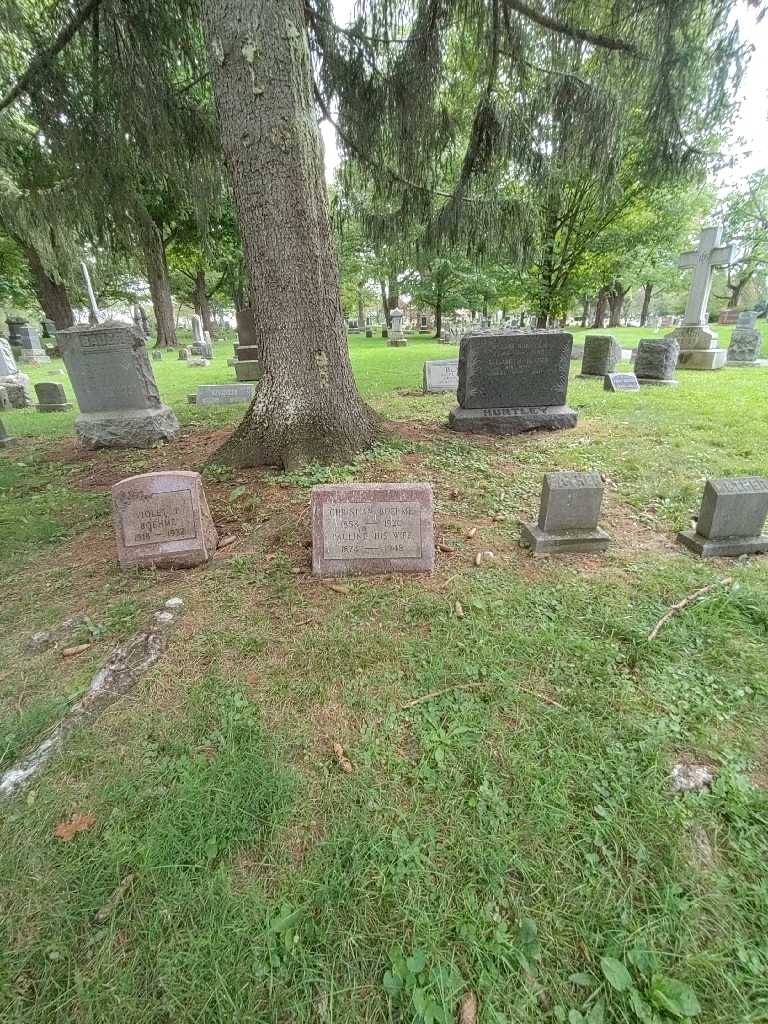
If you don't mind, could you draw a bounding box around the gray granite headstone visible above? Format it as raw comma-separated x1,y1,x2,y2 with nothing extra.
520,471,610,555
604,372,640,392
178,347,190,360
579,335,621,377
726,311,763,366
448,329,577,434
0,386,10,411
35,381,72,412
234,360,262,382
3,381,33,408
634,338,680,385
678,477,768,557
0,417,17,447
14,324,49,363
152,350,163,361
57,320,179,449
423,359,459,393
236,307,259,352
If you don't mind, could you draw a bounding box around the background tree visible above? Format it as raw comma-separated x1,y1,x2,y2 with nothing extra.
719,170,768,309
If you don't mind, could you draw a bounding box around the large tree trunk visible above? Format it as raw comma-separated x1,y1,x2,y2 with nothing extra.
357,283,365,330
23,245,74,328
434,298,442,339
727,275,750,308
193,269,217,335
592,287,609,329
380,279,390,326
201,0,378,469
139,220,178,348
608,283,629,328
640,282,653,326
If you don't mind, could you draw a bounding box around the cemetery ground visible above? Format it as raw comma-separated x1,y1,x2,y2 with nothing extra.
2,326,768,1024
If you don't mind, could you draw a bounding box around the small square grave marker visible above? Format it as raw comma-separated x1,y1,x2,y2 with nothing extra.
604,372,640,392
423,359,459,393
35,381,72,412
520,472,610,555
312,483,434,577
112,471,219,569
677,477,768,557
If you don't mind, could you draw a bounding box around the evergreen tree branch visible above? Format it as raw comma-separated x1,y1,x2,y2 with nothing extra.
502,0,641,56
0,0,104,114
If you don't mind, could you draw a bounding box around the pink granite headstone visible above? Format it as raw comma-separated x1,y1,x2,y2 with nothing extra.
111,471,218,569
311,483,434,577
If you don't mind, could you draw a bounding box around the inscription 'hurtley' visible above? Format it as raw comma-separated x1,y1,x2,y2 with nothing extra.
323,501,423,559
117,488,197,548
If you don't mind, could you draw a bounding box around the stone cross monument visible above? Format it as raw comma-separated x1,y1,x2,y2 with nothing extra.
666,226,733,370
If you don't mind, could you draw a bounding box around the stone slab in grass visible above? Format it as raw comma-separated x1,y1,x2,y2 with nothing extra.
520,471,611,556
678,476,768,557
112,471,219,570
196,383,255,406
604,372,640,392
311,482,434,577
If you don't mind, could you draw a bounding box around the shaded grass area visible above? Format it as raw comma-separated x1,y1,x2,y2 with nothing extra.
1,332,768,1022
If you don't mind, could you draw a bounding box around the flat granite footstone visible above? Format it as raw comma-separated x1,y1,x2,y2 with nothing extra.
520,471,611,555
448,329,577,435
634,338,680,385
0,418,17,447
604,372,640,392
311,483,434,577
196,384,255,406
677,476,768,557
423,359,459,393
57,321,180,449
578,335,621,378
112,471,219,569
34,381,72,412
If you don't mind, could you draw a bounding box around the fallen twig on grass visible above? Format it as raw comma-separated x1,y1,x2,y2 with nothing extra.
517,686,567,710
647,577,732,642
401,682,486,709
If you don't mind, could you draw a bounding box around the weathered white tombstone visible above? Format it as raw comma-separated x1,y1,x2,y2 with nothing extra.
112,471,219,569
666,227,733,370
190,314,205,354
726,311,765,366
57,321,180,448
423,359,459,393
388,309,407,347
312,483,434,577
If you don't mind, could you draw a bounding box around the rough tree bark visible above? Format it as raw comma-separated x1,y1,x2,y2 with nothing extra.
193,269,217,334
23,244,74,328
201,0,379,469
607,282,630,328
357,282,365,330
592,287,609,328
640,282,653,326
139,219,178,348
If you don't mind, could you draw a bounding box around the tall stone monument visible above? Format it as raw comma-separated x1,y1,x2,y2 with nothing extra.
726,311,765,366
388,309,407,347
666,226,732,370
57,320,179,449
448,329,577,435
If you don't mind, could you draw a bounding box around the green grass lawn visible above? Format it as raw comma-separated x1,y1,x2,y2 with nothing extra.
2,328,768,1023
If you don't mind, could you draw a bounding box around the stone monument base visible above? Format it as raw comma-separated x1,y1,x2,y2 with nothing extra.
17,349,50,364
677,529,768,558
666,325,726,371
76,406,180,450
726,359,768,368
637,377,679,387
388,336,407,347
520,522,611,556
234,360,262,382
38,400,72,413
576,373,605,380
678,349,726,370
448,405,577,435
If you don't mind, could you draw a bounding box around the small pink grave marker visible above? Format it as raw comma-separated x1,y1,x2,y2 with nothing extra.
311,483,434,577
112,471,218,569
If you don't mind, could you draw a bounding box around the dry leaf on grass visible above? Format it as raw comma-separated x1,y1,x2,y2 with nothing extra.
457,990,478,1024
438,543,455,553
332,743,353,773
218,535,237,549
62,643,91,658
53,813,96,841
326,584,351,595
467,527,477,539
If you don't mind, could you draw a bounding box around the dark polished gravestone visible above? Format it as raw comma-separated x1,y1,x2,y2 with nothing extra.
57,321,180,449
34,381,72,412
520,471,611,555
112,471,219,569
447,329,577,435
677,477,768,557
604,372,640,392
578,334,622,378
634,337,680,386
311,483,434,577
